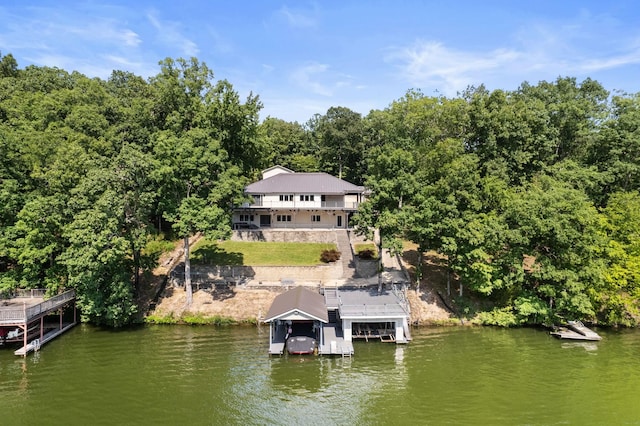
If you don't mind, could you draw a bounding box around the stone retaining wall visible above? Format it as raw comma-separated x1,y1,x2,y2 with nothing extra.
232,230,337,243
170,261,343,287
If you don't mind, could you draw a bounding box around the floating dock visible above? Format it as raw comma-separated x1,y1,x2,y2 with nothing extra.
0,289,77,356
550,320,602,341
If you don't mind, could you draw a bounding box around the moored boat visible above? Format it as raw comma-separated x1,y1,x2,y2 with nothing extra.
286,336,317,355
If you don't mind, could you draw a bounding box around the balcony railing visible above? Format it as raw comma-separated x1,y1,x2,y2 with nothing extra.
0,290,75,323
339,303,408,317
240,200,360,209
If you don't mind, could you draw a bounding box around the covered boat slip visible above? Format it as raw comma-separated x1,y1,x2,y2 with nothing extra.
263,286,329,355
0,289,77,356
336,287,411,344
263,285,409,356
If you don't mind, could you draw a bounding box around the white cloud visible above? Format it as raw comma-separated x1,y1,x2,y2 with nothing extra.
147,11,199,57
289,63,359,97
388,41,521,94
388,10,640,95
278,5,318,28
291,63,333,96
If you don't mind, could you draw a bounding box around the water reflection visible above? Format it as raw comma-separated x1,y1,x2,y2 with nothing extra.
560,341,599,352
2,325,640,425
268,356,328,394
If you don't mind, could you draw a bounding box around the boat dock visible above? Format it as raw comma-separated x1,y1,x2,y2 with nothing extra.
550,320,602,341
264,285,409,357
318,324,353,357
0,289,77,356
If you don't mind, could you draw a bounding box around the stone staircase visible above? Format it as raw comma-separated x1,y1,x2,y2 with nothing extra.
335,230,358,279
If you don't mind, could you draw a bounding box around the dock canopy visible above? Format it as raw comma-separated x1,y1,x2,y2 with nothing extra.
264,286,329,323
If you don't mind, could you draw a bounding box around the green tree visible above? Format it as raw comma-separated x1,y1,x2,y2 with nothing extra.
314,106,365,184
589,93,640,195
150,58,248,307
258,117,317,172
598,191,640,325
502,175,606,323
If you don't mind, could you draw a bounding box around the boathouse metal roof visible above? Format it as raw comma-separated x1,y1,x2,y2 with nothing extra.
263,286,329,323
246,172,365,195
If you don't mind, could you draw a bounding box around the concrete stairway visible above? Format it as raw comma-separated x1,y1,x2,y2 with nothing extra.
335,230,358,279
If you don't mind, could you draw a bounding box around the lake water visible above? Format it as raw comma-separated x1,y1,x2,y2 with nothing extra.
1,324,639,425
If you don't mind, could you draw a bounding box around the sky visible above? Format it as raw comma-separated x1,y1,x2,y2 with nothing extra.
1,1,640,123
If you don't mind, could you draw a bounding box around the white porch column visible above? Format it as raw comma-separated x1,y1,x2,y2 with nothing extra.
343,319,353,342
395,319,405,343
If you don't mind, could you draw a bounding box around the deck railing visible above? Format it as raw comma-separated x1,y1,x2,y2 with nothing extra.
1,288,46,300
241,200,360,209
340,303,408,317
0,290,75,323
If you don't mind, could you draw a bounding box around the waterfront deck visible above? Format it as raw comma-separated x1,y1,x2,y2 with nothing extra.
0,290,77,356
318,324,353,356
0,290,76,324
551,320,602,341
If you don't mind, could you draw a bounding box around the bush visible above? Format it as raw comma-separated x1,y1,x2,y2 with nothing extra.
320,249,341,263
474,307,519,327
357,249,377,259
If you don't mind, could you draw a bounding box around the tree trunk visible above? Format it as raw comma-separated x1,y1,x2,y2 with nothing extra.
377,232,383,294
184,235,192,307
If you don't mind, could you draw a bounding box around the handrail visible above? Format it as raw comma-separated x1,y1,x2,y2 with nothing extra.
0,290,75,323
339,303,407,316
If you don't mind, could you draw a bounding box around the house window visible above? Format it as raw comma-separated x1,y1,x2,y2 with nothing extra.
299,195,315,202
239,214,253,222
311,215,321,222
276,215,292,222
279,194,293,202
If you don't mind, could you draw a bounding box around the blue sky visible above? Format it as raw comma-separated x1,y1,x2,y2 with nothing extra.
1,1,639,123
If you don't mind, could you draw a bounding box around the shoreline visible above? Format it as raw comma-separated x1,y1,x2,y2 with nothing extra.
147,285,456,326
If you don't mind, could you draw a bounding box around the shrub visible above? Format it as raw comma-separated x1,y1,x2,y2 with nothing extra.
474,307,519,327
358,249,377,259
320,249,341,263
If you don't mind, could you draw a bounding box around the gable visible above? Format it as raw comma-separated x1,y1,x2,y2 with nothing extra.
264,286,329,323
261,165,294,180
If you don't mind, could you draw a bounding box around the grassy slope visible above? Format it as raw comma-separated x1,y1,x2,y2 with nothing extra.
191,239,338,266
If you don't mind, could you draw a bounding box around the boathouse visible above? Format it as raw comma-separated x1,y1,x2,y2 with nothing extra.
264,285,410,356
264,286,330,355
0,289,77,356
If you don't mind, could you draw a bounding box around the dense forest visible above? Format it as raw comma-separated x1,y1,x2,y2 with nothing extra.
0,52,638,327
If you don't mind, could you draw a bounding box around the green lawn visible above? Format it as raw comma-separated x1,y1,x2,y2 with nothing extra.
354,242,378,259
191,239,338,266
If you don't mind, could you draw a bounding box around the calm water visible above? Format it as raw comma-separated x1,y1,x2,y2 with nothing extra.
1,324,639,425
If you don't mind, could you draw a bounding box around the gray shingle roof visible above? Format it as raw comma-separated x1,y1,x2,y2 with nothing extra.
246,172,364,194
263,286,329,323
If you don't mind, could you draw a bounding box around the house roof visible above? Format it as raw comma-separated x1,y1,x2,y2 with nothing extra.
263,286,329,323
246,172,365,195
261,165,294,179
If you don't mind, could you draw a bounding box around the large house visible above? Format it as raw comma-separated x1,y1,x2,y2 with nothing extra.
233,166,367,229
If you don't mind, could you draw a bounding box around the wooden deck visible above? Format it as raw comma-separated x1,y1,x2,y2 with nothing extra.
1,290,77,356
550,321,602,341
323,288,339,309
318,324,353,356
0,290,76,325
268,342,285,355
14,323,76,356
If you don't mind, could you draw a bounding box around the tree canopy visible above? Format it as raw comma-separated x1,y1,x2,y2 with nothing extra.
1,52,639,327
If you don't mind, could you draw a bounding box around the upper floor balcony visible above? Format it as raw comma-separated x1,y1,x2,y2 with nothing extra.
239,200,361,210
